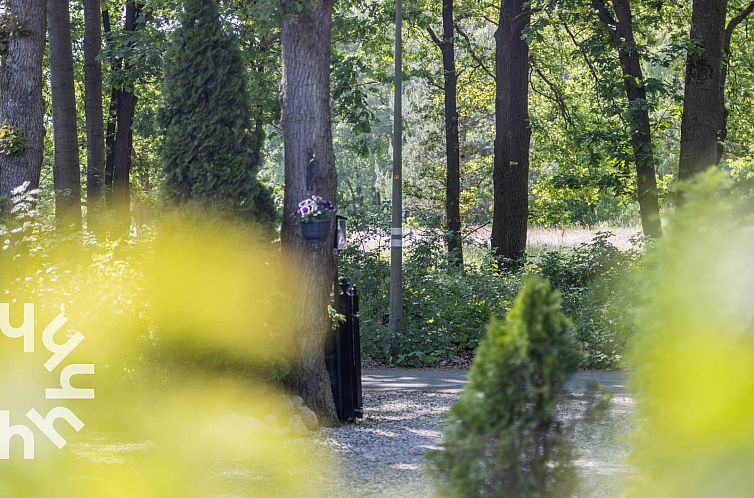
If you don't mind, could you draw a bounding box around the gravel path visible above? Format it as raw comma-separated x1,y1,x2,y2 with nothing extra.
318,389,455,497
318,370,634,497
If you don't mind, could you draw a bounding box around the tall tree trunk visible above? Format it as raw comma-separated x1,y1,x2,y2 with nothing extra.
109,1,142,233
111,89,136,231
83,0,106,228
104,85,118,204
48,0,82,230
280,0,338,424
491,0,530,269
678,0,728,182
716,1,754,163
102,9,118,206
0,0,46,206
492,1,511,268
593,0,663,238
429,0,463,268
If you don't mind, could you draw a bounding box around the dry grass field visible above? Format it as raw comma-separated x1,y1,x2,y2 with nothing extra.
525,225,641,251
354,225,643,254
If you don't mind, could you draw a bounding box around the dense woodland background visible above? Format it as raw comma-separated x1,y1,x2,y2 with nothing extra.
1,0,753,419
2,0,753,231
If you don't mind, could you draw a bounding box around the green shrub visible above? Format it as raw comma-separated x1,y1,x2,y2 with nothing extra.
428,277,577,497
727,157,754,199
625,171,754,497
340,227,639,368
339,228,520,366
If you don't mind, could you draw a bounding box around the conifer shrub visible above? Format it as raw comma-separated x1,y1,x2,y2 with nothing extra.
428,277,577,497
158,0,274,220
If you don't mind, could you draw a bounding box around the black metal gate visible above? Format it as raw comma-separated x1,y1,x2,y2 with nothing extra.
325,278,363,422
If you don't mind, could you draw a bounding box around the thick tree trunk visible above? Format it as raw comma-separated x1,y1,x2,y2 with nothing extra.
48,0,82,229
0,0,46,205
491,0,530,269
678,0,728,182
104,86,117,204
83,0,106,227
507,1,531,265
593,0,662,238
280,0,338,425
429,0,463,268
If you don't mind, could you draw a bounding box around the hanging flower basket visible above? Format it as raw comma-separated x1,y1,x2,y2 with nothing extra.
301,218,332,242
293,195,336,243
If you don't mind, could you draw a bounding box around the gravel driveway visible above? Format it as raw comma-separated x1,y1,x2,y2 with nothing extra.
318,369,633,497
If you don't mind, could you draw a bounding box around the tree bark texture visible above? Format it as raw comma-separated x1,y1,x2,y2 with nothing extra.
111,86,136,231
108,1,142,233
678,0,728,181
491,0,530,269
280,0,338,425
716,1,754,163
48,0,82,229
102,9,117,205
0,0,46,205
429,0,463,268
84,0,106,227
593,0,662,238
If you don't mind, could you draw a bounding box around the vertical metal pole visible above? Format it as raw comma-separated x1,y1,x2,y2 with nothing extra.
389,0,403,349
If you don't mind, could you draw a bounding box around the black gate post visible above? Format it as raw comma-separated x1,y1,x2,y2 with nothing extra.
325,277,363,422
350,284,363,417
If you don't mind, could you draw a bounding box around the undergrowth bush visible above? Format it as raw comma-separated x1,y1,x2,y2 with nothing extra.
533,232,642,369
340,224,640,369
625,172,754,497
339,228,520,367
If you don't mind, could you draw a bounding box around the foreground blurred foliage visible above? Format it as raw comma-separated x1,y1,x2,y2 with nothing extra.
428,277,577,497
626,172,754,497
0,200,332,497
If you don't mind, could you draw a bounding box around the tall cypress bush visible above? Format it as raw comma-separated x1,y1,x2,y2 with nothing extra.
158,0,273,219
428,277,577,497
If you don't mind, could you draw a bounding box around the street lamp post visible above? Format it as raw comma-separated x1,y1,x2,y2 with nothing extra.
389,0,403,351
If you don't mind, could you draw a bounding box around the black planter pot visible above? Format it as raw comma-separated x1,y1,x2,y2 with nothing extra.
301,218,331,242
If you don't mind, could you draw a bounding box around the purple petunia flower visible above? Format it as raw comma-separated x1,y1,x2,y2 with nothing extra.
294,195,335,222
